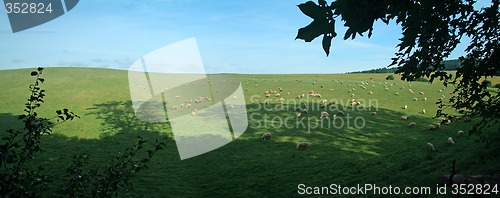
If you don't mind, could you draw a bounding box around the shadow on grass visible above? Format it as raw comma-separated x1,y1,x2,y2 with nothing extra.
2,100,498,197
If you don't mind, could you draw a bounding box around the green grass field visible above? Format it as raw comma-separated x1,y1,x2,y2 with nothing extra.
0,68,499,197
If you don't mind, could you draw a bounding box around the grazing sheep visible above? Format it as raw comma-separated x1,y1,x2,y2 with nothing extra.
413,98,418,101
265,101,270,105
427,142,436,151
296,141,309,150
261,133,272,140
296,112,302,118
436,123,441,129
320,111,329,119
422,109,426,114
371,112,377,116
279,87,283,92
254,100,259,104
402,105,408,109
175,95,181,99
409,90,415,94
279,98,285,102
302,108,309,114
448,137,455,145
186,104,192,108
172,106,178,110
265,94,271,97
401,115,409,120
369,91,373,94
409,122,416,127
427,124,436,131
458,130,465,136
351,93,355,97
191,111,196,116
287,92,290,95
333,114,337,120
423,97,427,101
395,92,400,95
420,91,424,95
385,88,389,91
275,93,281,97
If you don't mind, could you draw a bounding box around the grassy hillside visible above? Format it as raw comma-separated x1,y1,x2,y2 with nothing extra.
0,68,498,197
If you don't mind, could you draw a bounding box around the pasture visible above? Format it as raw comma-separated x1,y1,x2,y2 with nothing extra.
0,68,498,197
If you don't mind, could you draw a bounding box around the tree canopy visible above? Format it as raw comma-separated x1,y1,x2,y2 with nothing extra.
296,0,499,134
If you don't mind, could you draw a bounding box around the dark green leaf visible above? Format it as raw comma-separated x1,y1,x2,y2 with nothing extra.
296,20,327,42
297,1,323,19
322,35,333,56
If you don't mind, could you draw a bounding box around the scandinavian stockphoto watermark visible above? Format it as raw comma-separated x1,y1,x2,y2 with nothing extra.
128,38,248,160
3,0,79,33
248,94,379,132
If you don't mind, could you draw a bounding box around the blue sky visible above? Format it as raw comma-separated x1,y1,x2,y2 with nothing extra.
0,0,491,74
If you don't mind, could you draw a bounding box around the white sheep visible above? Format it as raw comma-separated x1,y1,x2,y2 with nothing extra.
436,123,441,129
457,130,464,136
427,124,436,131
254,100,259,104
420,91,424,95
261,133,272,140
320,111,329,119
402,105,408,109
401,115,409,120
423,97,427,101
413,98,418,101
427,142,436,151
191,111,196,116
395,92,400,95
296,112,302,118
448,137,455,145
409,122,416,127
296,141,309,150
422,109,426,114
279,98,285,102
186,104,192,108
369,91,373,94
371,112,377,116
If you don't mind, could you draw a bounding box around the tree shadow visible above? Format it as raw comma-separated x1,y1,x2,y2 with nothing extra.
2,99,498,197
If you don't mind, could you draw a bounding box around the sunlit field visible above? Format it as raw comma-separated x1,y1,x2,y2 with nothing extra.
0,67,498,197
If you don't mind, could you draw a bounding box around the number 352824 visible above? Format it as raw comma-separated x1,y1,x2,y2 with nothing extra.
5,3,52,14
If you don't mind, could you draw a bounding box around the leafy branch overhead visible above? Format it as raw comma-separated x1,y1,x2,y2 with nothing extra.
295,0,336,56
296,0,499,135
296,0,389,56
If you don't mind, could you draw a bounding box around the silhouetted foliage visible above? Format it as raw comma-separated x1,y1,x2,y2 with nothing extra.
0,68,167,197
386,74,394,80
0,68,78,196
296,0,499,135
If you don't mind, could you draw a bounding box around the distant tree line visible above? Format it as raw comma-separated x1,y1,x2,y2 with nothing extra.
348,59,463,74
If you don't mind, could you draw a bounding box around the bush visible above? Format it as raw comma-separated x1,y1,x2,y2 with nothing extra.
386,74,395,80
482,80,492,87
0,68,166,197
414,77,429,82
495,83,500,89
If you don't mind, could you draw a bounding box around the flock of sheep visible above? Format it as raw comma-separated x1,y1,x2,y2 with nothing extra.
247,78,469,152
